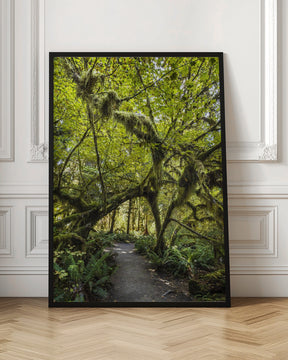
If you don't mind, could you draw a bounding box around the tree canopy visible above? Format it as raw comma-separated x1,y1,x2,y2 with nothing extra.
52,55,227,303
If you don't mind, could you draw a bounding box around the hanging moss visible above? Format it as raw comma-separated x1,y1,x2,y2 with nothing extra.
97,91,120,118
92,94,100,107
54,232,87,251
197,190,224,226
206,169,223,188
176,164,198,204
114,111,157,143
114,111,145,130
75,69,101,99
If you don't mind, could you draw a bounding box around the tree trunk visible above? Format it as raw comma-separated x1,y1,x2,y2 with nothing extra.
170,225,180,247
126,199,132,234
144,214,149,235
146,193,161,238
109,209,117,233
131,199,136,231
154,200,175,255
137,200,141,231
154,233,166,255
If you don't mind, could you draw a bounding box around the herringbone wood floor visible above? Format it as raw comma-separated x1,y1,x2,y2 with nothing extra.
0,298,288,359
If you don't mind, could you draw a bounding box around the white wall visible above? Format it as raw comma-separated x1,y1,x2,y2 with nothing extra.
0,0,287,297
0,0,48,296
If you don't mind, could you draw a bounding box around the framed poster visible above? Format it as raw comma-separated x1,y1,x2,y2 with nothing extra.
49,52,230,307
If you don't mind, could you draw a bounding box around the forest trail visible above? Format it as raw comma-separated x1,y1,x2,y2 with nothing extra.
109,242,192,303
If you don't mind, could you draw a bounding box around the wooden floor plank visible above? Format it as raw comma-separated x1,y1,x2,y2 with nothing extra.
0,298,288,359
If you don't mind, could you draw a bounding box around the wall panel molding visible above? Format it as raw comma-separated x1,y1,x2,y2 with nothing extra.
228,184,288,197
0,183,286,276
25,206,48,257
0,0,14,161
228,192,288,275
0,266,47,275
229,205,277,257
26,0,278,163
0,0,283,297
0,207,12,256
29,0,47,162
0,183,48,198
1,183,287,198
231,266,288,275
227,0,277,162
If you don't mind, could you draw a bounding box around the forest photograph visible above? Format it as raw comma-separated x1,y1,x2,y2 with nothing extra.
50,53,230,306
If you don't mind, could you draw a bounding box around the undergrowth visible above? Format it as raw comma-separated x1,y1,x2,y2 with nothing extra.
134,234,226,301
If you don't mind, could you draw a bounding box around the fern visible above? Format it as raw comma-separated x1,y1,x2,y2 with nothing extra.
53,245,116,302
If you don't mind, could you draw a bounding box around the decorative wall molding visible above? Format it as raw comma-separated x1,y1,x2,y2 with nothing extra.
30,143,48,162
0,183,48,198
1,183,288,198
0,0,14,161
0,266,48,275
228,194,286,275
27,0,277,163
229,205,277,258
0,182,286,276
29,0,47,162
0,207,12,256
228,184,288,198
230,266,288,275
227,0,277,162
258,144,277,161
26,206,48,257
28,1,278,163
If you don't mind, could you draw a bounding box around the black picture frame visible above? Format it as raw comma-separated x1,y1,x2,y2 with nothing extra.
49,52,230,308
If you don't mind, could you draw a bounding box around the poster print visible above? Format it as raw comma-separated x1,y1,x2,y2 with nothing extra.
49,52,230,307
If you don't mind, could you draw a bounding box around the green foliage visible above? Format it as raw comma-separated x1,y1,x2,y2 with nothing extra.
94,90,120,118
86,231,114,248
136,231,219,275
135,232,225,300
181,242,215,272
105,232,139,243
189,268,226,301
88,231,140,247
53,245,116,302
53,55,227,302
148,247,193,277
134,235,156,255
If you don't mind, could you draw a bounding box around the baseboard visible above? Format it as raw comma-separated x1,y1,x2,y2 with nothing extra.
230,275,288,297
0,275,48,297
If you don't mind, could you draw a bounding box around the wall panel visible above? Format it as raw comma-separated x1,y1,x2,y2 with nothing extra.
0,0,14,161
1,0,287,297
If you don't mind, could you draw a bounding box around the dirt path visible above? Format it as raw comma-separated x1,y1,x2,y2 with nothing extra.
109,242,192,303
